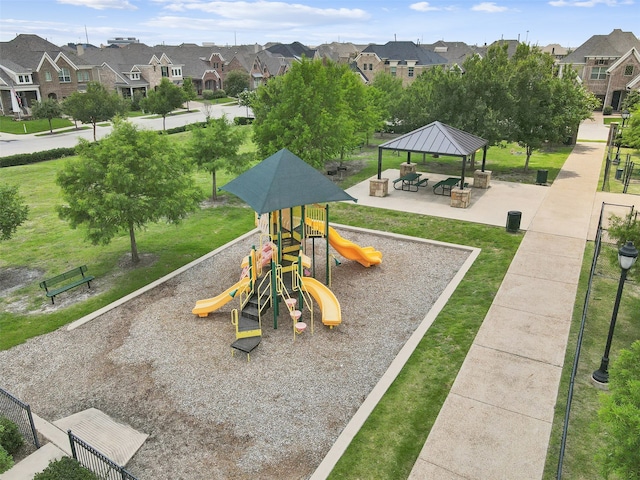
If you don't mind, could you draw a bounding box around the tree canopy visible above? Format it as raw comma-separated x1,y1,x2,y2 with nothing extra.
140,78,185,130
224,70,250,97
32,98,63,134
0,183,29,241
57,119,201,264
182,77,197,112
187,116,250,201
251,57,377,168
62,82,127,141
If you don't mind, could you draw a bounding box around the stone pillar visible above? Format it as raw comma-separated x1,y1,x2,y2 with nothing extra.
450,188,472,208
399,162,417,177
474,170,491,189
369,178,389,197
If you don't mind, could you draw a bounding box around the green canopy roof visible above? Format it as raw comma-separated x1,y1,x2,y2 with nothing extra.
221,148,357,214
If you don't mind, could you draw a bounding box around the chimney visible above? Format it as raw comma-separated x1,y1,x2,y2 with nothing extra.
77,44,84,56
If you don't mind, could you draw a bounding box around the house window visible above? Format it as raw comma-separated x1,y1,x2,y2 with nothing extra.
624,65,634,76
161,66,169,77
390,67,397,77
590,67,607,80
363,64,367,71
595,59,609,66
130,72,140,80
45,71,52,82
213,62,219,69
17,74,32,84
369,64,373,70
77,71,90,82
171,67,182,77
408,67,414,77
58,68,71,82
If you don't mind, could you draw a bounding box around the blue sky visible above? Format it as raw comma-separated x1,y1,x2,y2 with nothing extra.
0,0,638,48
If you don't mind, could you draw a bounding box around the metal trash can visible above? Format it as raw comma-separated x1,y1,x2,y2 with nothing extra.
536,169,548,185
615,168,624,180
506,211,522,233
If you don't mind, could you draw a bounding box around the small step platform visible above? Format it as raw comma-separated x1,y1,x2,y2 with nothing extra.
231,336,262,362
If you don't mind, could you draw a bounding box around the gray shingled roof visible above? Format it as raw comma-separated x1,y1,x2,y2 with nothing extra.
363,41,447,66
379,121,487,157
561,29,640,65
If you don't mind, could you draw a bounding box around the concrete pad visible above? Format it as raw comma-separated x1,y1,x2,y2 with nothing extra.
517,231,586,260
53,408,147,467
344,169,548,229
474,304,572,366
507,250,583,284
0,443,66,480
450,344,562,422
32,414,71,456
417,394,552,480
492,273,578,320
408,459,468,480
527,210,591,240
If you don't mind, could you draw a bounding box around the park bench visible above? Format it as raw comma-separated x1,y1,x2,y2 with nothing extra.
432,177,468,196
39,265,95,304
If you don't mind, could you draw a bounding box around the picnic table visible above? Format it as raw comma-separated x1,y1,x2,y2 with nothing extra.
432,177,468,196
392,172,429,192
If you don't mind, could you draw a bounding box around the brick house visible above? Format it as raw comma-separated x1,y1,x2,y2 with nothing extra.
559,29,640,110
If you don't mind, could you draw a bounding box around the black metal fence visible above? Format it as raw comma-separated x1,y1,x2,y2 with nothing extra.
68,430,138,480
0,387,40,448
556,202,636,479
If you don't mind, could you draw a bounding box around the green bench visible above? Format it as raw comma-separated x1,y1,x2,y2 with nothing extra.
433,177,468,196
39,265,95,304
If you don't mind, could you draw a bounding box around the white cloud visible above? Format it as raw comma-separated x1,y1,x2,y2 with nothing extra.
157,1,369,24
57,0,137,10
472,2,508,12
410,2,439,11
549,0,631,5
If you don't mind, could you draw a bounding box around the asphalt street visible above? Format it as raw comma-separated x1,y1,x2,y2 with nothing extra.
0,102,248,156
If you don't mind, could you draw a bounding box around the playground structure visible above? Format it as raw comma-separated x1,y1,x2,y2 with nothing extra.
192,203,382,360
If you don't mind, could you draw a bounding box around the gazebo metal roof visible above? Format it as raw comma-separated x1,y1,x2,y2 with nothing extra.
377,121,489,189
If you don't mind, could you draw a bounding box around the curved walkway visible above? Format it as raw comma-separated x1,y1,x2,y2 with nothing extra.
407,115,635,479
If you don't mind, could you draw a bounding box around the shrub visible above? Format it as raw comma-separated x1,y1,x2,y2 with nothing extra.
0,444,14,474
201,90,215,100
0,417,23,455
33,457,99,480
0,147,77,168
211,89,226,99
233,116,254,125
603,105,613,115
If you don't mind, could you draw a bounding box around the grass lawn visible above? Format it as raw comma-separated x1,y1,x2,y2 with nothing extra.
0,116,73,134
1,128,580,478
596,146,640,195
543,243,640,479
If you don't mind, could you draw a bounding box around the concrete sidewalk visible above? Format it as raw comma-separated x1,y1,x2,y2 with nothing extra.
406,116,623,479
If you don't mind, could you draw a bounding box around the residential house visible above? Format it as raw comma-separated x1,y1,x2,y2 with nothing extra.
354,41,447,85
0,34,95,117
559,29,640,110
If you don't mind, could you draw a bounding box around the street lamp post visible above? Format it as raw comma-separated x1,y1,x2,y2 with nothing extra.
592,241,638,384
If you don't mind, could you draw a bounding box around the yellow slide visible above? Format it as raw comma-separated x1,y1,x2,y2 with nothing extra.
306,219,382,268
327,226,382,268
192,277,251,318
300,277,341,327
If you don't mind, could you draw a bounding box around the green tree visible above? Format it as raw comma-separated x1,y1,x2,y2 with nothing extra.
597,340,640,479
224,70,250,97
31,98,63,134
182,77,197,112
62,82,127,141
621,90,640,112
371,72,404,125
187,116,250,201
237,89,255,118
0,183,29,241
140,78,185,130
252,57,360,168
622,104,640,150
57,119,201,264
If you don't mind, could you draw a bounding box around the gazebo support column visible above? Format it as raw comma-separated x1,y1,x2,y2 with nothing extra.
371,147,389,196
474,145,491,188
450,187,472,208
399,161,417,177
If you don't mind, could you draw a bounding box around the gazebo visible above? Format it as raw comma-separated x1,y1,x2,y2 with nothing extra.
370,121,489,206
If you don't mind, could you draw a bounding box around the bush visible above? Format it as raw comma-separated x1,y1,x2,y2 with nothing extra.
0,417,23,455
233,117,254,125
201,90,215,100
211,89,226,99
33,457,99,480
0,147,77,167
603,105,613,115
0,444,14,474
